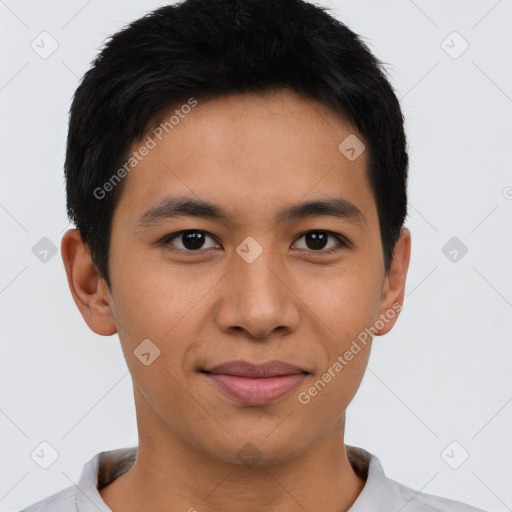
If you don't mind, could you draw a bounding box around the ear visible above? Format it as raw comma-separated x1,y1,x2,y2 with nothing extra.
375,228,411,336
61,229,117,336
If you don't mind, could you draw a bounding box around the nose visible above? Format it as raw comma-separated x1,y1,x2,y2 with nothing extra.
214,251,300,341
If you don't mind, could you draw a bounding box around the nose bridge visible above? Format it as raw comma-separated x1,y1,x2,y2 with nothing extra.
238,251,282,308
215,241,299,339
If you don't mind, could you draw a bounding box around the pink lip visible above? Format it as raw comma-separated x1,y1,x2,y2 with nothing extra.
201,360,308,405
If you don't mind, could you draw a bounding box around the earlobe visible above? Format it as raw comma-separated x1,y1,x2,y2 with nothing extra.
61,229,117,336
375,228,411,336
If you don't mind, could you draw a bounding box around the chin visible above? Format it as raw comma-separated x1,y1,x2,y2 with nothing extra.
196,428,310,468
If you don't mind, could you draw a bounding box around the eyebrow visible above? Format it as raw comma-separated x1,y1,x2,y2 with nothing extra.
137,196,367,228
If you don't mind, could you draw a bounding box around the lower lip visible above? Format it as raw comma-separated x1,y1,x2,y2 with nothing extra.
204,373,307,405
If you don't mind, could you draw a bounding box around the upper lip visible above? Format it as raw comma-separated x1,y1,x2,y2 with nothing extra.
202,360,308,378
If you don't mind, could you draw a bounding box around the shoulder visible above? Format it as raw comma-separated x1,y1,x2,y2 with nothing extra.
18,485,76,512
386,477,486,511
18,446,136,512
346,446,486,512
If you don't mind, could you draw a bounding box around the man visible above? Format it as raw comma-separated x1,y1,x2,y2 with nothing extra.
22,0,484,510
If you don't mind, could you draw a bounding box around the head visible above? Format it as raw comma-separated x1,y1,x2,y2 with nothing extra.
62,0,410,466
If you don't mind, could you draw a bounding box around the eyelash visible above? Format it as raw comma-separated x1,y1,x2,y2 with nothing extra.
160,230,350,255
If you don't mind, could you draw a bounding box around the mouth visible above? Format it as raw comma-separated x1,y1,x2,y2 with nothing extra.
200,360,309,405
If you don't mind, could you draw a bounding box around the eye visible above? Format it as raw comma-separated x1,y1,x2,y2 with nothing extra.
160,229,349,255
161,230,220,252
292,230,349,254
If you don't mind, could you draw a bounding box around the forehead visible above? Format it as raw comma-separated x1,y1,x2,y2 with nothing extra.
114,89,376,227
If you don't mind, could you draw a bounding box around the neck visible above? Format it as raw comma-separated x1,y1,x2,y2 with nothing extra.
100,393,366,512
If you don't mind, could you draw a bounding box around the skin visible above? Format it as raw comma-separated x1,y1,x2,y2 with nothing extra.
62,88,411,512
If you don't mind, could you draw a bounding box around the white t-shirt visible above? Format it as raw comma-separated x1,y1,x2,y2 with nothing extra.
20,445,485,511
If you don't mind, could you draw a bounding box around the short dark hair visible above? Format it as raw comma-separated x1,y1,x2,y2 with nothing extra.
65,0,408,287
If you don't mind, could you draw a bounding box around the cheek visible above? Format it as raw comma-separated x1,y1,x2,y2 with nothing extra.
298,262,383,339
110,247,208,337
108,251,224,388
110,272,204,424
293,270,379,415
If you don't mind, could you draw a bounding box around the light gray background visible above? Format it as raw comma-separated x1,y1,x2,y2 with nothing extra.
1,1,511,511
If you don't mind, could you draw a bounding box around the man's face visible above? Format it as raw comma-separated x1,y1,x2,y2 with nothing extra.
105,89,402,464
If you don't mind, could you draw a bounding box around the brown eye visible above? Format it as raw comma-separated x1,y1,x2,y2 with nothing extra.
293,230,348,253
162,230,220,252
304,231,329,250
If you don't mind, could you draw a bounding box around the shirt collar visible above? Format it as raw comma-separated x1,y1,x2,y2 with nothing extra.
76,447,137,512
74,444,386,511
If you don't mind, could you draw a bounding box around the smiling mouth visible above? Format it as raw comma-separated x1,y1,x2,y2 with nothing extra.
200,359,309,405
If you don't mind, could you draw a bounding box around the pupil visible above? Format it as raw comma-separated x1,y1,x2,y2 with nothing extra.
306,231,327,250
183,231,205,250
